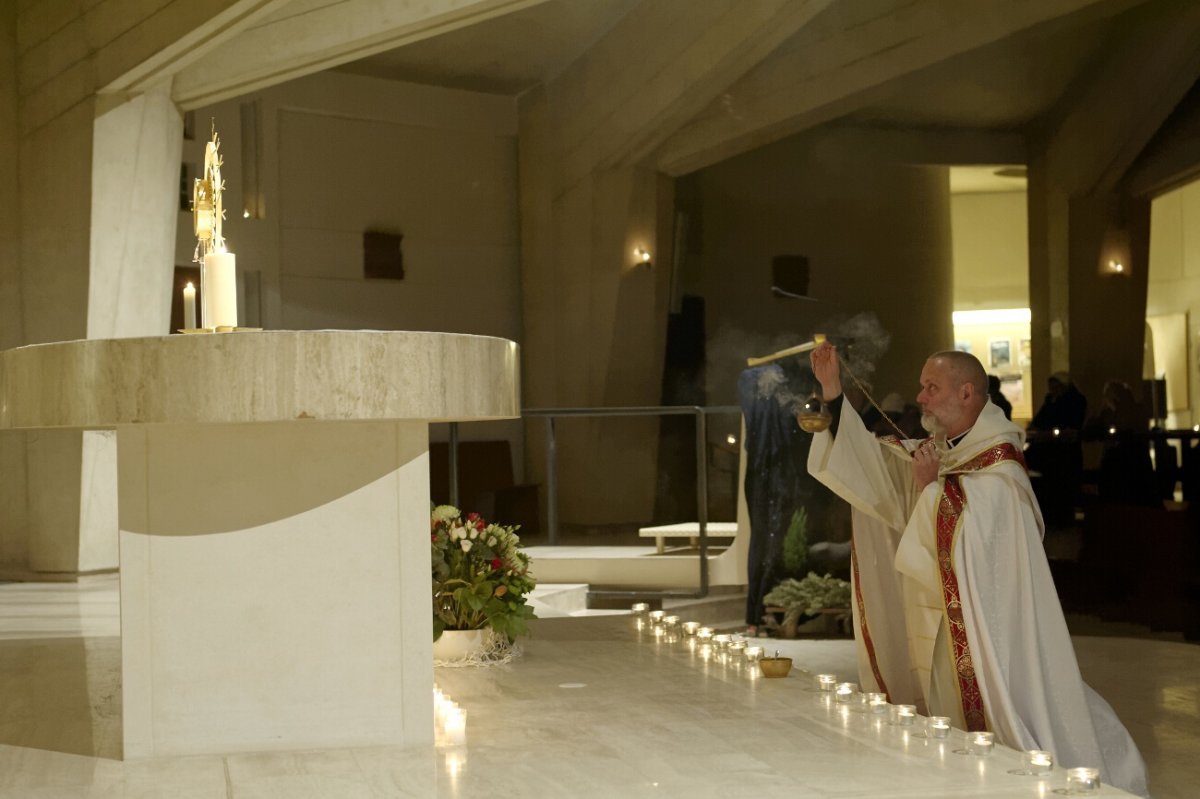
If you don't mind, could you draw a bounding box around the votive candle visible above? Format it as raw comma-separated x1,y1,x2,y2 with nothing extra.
1025,749,1054,775
696,627,714,641
890,704,916,726
744,646,763,663
682,621,700,635
663,615,680,627
648,610,665,624
816,674,837,692
927,716,951,739
969,731,995,756
866,692,888,714
712,634,730,649
631,602,649,615
835,682,858,703
1065,767,1100,793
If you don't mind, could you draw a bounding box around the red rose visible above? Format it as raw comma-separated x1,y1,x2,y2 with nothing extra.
490,558,503,570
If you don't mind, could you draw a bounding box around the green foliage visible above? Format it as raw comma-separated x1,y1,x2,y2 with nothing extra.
782,507,809,577
431,505,537,642
763,572,851,630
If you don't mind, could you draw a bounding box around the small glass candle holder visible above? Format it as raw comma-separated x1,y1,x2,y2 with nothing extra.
696,627,714,641
889,704,916,726
967,731,995,756
682,621,700,636
816,674,837,692
744,645,763,663
926,716,951,740
631,602,649,615
835,682,858,704
1062,767,1100,794
648,610,665,625
1009,749,1054,776
729,639,747,652
712,633,731,649
866,693,888,714
663,615,680,627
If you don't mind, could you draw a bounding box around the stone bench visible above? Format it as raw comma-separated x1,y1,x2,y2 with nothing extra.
636,521,738,554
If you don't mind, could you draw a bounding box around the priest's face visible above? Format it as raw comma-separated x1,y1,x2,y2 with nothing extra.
917,358,970,437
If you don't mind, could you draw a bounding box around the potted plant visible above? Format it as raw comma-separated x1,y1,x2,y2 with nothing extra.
762,572,851,638
431,505,536,662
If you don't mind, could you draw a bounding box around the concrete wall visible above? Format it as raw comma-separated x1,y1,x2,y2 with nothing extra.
679,127,955,406
177,71,521,343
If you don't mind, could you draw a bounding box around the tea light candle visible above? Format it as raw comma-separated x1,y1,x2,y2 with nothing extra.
663,615,680,627
744,645,762,663
890,704,916,726
866,693,888,714
835,682,857,703
968,731,994,756
696,627,714,641
927,716,951,739
1065,767,1100,793
682,621,700,635
729,639,747,651
712,634,730,649
1025,749,1053,775
816,674,837,691
648,610,665,624
631,602,649,615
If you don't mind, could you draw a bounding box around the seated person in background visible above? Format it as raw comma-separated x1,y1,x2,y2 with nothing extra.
1030,372,1087,432
1084,380,1156,506
987,374,1013,420
1025,372,1086,527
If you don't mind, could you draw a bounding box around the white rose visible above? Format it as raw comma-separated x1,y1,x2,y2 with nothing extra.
450,526,465,541
460,539,472,552
469,527,479,540
488,536,497,547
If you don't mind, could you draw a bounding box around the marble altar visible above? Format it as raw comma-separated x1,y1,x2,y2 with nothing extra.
0,330,519,758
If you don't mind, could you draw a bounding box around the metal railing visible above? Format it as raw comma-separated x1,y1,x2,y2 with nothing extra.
445,405,743,600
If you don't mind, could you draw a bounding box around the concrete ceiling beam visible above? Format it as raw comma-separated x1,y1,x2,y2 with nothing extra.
651,0,1142,177
170,0,549,110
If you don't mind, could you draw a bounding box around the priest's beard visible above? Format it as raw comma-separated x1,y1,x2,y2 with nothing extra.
920,412,945,435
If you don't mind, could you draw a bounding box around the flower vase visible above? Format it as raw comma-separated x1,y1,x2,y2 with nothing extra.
433,629,487,661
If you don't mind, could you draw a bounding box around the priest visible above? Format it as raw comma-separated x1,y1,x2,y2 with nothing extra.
806,343,1148,798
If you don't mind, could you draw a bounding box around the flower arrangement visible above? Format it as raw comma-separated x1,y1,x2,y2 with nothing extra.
763,572,851,634
431,505,536,642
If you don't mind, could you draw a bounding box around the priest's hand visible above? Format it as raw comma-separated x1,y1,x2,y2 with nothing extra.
810,341,843,400
912,440,940,491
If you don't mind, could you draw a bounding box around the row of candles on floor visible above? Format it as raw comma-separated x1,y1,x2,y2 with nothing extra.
630,603,1103,795
433,686,467,747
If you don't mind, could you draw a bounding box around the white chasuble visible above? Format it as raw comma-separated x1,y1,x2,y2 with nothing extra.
809,399,1148,798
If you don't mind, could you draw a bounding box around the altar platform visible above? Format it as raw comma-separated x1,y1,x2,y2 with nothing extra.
0,575,1195,797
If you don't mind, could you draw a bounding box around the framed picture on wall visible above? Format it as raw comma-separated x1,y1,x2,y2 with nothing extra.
1019,339,1032,369
989,339,1012,370
955,341,972,354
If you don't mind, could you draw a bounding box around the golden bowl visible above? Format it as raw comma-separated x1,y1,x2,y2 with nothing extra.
797,413,832,433
758,656,793,678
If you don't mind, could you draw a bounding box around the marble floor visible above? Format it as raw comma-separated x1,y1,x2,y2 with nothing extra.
0,575,1196,798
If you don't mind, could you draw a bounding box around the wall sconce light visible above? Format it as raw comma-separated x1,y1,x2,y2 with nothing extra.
1099,224,1130,276
1106,259,1126,275
634,247,652,269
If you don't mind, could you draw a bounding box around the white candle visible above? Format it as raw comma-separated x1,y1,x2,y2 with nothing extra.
1025,749,1053,775
969,731,994,755
866,693,888,714
201,251,238,329
835,682,857,703
816,674,837,691
743,646,762,663
182,282,196,329
712,634,730,649
663,615,680,627
1065,767,1100,793
682,621,700,635
631,602,649,615
696,627,714,641
927,716,951,739
890,704,916,725
648,610,665,624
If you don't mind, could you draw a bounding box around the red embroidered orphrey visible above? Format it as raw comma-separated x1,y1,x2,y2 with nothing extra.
850,537,890,699
935,442,1027,732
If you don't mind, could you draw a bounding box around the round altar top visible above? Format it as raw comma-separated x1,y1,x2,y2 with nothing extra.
0,330,520,429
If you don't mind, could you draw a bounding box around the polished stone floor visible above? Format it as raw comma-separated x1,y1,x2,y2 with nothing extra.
0,575,1195,797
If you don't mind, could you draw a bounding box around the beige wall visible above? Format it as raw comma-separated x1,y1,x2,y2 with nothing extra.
951,191,1029,311
679,127,955,407
1147,181,1200,426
